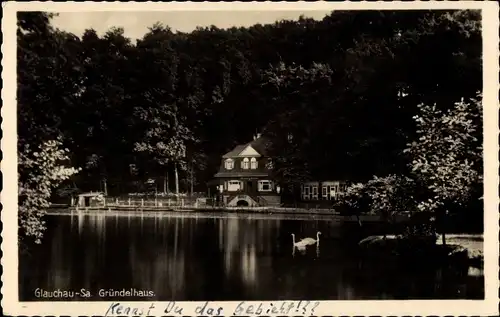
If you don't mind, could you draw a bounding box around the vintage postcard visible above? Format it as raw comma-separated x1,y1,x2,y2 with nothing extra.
2,1,499,316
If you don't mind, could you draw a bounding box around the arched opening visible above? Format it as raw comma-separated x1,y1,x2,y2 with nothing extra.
250,157,258,169
236,200,249,207
225,158,234,170
242,157,250,169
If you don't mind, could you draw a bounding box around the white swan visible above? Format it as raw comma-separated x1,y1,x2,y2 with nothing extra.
291,231,321,249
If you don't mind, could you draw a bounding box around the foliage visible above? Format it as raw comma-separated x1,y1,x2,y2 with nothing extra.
17,10,482,202
404,94,483,214
343,175,418,219
396,222,438,252
341,94,483,240
261,62,334,185
342,182,372,214
133,109,192,169
17,12,82,244
18,139,80,244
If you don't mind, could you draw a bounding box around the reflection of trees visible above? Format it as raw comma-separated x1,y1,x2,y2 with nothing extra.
127,217,193,299
217,217,281,295
21,214,484,301
48,221,72,290
40,215,102,296
77,212,84,235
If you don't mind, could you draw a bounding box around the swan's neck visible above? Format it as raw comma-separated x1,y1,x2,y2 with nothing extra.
317,233,320,241
292,235,295,245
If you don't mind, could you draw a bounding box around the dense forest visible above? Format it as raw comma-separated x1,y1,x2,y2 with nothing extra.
17,10,482,242
17,10,481,194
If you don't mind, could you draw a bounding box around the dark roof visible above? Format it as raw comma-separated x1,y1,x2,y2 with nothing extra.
248,137,269,156
221,137,270,158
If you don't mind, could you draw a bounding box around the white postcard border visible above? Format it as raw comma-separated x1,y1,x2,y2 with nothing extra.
2,1,499,316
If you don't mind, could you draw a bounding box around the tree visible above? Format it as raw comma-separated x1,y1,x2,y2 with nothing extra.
18,9,482,206
17,12,83,146
134,109,193,195
343,175,419,231
404,94,483,245
342,94,483,243
18,140,80,244
261,62,336,184
17,12,81,244
71,27,138,193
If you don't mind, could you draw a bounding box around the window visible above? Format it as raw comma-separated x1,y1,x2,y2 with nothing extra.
322,186,328,199
227,180,242,192
330,185,339,200
258,180,273,192
312,186,318,200
241,157,250,169
250,157,258,169
302,185,310,200
225,159,234,170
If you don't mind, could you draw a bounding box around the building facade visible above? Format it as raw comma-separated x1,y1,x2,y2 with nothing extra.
211,135,281,207
300,181,348,201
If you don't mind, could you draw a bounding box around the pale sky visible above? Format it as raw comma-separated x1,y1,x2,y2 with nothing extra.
51,11,331,40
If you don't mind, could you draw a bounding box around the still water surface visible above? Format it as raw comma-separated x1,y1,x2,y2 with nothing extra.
19,211,484,301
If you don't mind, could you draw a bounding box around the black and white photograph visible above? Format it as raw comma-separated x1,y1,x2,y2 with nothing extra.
2,1,499,316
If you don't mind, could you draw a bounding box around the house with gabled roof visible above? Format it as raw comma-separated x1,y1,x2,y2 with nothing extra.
211,134,281,207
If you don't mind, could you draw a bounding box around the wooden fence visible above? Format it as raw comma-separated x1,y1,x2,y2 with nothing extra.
103,196,214,208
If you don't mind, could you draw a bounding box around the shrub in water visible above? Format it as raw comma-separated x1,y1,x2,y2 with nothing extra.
396,222,438,259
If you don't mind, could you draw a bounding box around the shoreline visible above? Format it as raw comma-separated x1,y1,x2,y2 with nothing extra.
46,206,410,223
359,234,484,268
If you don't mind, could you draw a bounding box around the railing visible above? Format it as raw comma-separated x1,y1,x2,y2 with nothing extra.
103,196,204,208
255,196,268,206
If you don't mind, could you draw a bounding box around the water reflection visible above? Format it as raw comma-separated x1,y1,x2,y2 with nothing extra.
19,212,484,301
218,217,281,288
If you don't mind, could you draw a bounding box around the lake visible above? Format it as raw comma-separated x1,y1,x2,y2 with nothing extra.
19,211,484,301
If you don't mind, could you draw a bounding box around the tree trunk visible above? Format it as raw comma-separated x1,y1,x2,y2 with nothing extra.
174,163,179,195
190,160,194,196
441,210,447,246
356,214,363,227
163,170,168,194
103,178,108,196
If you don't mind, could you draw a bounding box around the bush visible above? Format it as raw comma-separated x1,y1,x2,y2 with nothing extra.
397,222,437,252
390,212,439,262
18,139,80,244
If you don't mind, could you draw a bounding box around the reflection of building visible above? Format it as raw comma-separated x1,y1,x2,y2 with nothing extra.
210,135,281,207
301,181,348,202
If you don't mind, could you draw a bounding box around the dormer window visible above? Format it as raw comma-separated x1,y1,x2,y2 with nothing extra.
241,157,250,169
250,157,258,169
225,159,234,170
